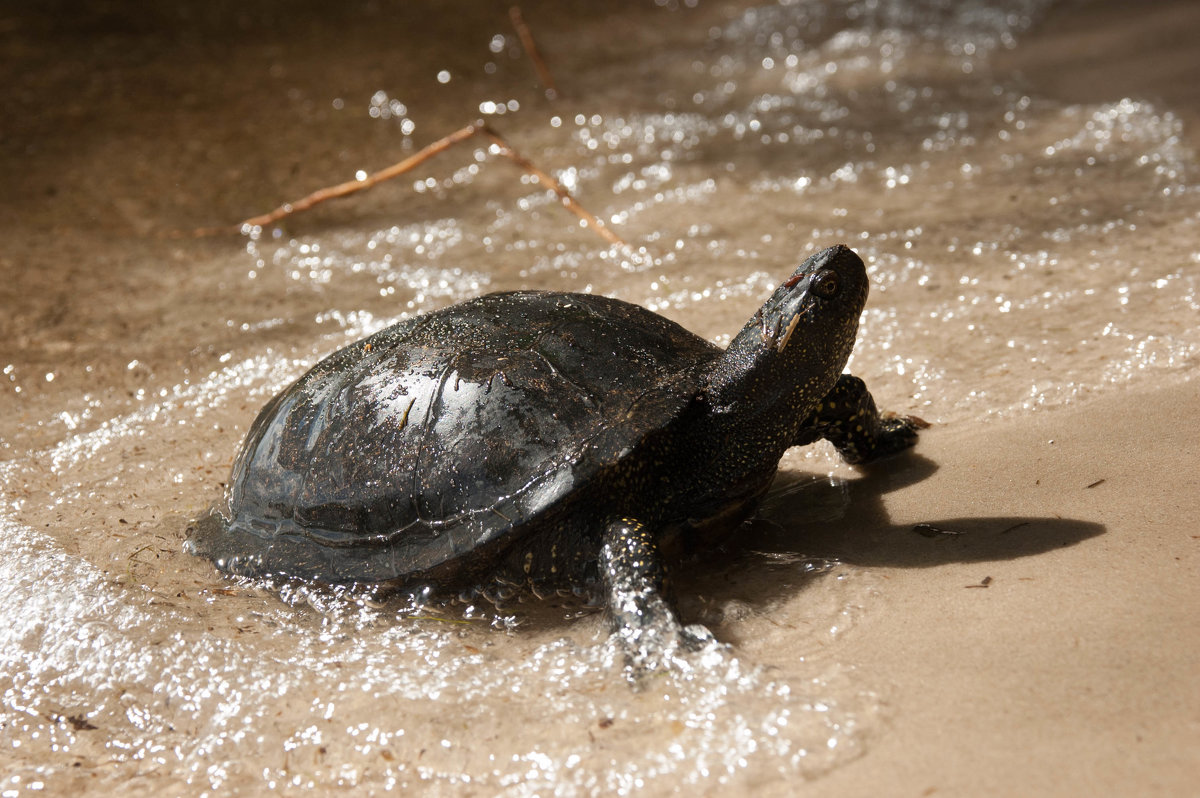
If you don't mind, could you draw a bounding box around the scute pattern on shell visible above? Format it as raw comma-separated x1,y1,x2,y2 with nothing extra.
203,291,721,583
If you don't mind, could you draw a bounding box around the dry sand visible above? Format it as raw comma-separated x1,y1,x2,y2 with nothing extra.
807,379,1200,796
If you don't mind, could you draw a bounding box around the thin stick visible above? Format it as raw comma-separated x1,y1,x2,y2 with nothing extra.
479,126,626,249
216,121,628,251
240,122,481,229
509,6,558,100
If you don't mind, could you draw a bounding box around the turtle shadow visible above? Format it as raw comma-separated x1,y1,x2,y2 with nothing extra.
675,452,1107,614
770,453,1106,565
440,453,1106,637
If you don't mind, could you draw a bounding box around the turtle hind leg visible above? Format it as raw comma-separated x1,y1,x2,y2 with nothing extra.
794,374,929,465
599,518,713,667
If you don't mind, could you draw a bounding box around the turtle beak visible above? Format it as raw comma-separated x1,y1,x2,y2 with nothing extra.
774,305,807,352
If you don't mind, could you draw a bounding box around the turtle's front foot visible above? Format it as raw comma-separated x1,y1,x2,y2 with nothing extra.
600,518,719,673
796,374,929,464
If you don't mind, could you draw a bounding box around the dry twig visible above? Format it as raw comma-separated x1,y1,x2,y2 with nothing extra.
195,122,627,251
477,126,624,249
509,6,559,100
240,123,480,229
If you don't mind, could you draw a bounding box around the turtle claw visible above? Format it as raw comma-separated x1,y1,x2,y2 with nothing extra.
885,412,930,435
865,412,929,462
680,623,716,651
611,618,724,682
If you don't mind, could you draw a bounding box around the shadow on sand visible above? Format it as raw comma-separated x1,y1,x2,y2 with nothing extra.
674,452,1106,615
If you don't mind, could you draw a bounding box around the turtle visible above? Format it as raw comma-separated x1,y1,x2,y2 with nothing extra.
187,244,924,653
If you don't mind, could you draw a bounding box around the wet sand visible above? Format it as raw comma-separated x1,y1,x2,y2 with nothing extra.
996,0,1200,148
2,0,1199,794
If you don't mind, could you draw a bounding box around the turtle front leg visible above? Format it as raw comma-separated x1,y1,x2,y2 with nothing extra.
599,518,712,662
793,374,928,464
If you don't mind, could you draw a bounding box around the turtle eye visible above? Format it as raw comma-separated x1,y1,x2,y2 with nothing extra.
811,269,840,299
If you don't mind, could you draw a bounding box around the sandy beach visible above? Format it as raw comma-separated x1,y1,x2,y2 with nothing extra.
822,4,1200,790
1,0,1197,794
806,379,1200,796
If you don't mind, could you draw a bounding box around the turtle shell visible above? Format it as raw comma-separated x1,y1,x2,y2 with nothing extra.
190,291,721,584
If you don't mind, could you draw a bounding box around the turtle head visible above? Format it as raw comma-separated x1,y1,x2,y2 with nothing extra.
706,244,869,416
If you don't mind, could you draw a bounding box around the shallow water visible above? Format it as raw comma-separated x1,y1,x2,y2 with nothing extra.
2,0,1198,794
